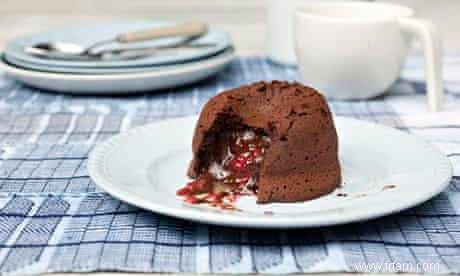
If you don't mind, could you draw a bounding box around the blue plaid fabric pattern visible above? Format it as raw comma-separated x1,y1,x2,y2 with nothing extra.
0,55,459,275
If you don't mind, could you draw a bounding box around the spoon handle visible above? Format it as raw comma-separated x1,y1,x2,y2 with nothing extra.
116,21,208,43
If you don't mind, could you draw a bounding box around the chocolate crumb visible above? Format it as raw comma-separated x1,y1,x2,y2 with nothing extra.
337,193,348,197
382,184,397,190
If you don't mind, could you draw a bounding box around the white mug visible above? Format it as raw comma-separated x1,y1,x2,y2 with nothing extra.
295,2,443,111
266,0,361,66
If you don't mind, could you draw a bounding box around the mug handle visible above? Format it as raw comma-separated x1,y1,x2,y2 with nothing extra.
399,18,443,112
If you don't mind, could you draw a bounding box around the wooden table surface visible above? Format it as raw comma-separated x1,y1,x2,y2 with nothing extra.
1,1,458,275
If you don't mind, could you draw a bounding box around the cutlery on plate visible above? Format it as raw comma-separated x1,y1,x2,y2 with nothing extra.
92,43,218,60
25,21,208,59
32,43,218,61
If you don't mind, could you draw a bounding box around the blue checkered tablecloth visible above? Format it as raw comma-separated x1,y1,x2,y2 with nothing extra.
0,55,459,275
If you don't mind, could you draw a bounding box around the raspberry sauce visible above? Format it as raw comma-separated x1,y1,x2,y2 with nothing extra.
176,130,270,210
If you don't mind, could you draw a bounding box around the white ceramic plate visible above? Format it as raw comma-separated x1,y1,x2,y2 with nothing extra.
3,50,229,74
88,116,452,228
4,21,231,68
0,48,234,94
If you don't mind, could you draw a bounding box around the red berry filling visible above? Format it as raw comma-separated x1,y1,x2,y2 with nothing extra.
176,130,270,209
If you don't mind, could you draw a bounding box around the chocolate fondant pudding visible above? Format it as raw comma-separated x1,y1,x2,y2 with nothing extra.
177,81,341,206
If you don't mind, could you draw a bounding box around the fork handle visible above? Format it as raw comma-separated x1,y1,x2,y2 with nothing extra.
116,21,208,43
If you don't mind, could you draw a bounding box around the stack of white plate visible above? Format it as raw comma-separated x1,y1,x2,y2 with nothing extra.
0,21,235,94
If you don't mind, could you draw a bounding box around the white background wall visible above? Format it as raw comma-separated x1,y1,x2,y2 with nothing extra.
0,0,458,54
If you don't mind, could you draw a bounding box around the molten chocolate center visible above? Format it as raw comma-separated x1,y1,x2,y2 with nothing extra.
177,130,270,209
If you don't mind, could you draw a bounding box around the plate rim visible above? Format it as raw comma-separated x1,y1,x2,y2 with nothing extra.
2,48,230,74
0,48,235,94
0,48,234,80
88,116,453,228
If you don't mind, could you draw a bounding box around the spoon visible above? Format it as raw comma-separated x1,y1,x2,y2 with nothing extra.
30,42,218,61
25,21,208,59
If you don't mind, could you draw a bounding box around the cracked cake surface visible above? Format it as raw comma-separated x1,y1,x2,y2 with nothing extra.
182,81,341,204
